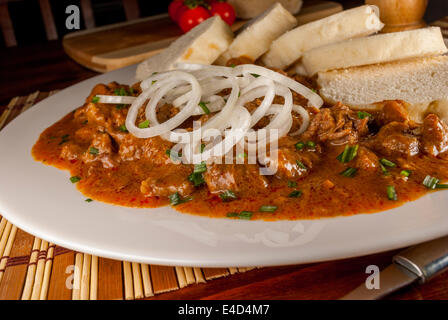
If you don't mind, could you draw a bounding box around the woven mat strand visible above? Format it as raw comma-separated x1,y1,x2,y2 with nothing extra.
0,92,255,300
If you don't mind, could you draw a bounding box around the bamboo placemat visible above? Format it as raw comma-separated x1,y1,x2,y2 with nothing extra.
0,91,257,300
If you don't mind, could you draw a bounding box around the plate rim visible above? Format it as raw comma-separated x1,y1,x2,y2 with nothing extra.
0,64,447,267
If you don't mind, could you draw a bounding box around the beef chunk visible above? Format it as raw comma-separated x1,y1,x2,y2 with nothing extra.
141,136,175,165
421,114,448,156
263,136,320,179
204,163,268,194
355,147,378,172
60,142,84,161
82,133,117,168
141,166,194,197
368,122,419,158
118,135,143,161
110,108,127,128
157,104,180,123
75,126,99,143
118,135,173,164
302,103,369,146
266,147,319,179
378,101,410,125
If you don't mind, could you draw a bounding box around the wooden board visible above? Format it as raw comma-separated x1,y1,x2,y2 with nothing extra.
63,1,342,73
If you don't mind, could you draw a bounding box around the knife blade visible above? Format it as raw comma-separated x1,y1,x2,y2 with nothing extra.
341,235,448,300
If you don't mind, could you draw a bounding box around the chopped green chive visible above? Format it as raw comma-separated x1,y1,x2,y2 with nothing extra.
296,161,307,170
260,205,277,212
237,152,248,159
226,212,239,218
188,172,205,187
200,144,206,153
138,120,150,128
423,175,440,189
226,211,253,220
82,120,88,125
250,73,260,78
295,141,305,150
70,176,81,183
380,158,396,168
119,124,128,132
116,104,124,110
85,198,93,202
422,176,448,189
198,101,210,115
340,167,357,178
114,88,129,96
295,141,316,151
357,111,372,119
380,163,390,176
89,147,99,155
194,162,206,173
387,185,398,201
91,96,99,103
151,80,157,85
337,145,359,163
166,149,181,161
287,181,297,188
306,141,316,148
129,88,134,95
239,211,253,220
312,89,317,93
400,170,411,177
169,192,181,206
59,134,70,145
288,190,302,198
230,64,236,68
219,190,237,202
152,72,158,75
169,192,191,206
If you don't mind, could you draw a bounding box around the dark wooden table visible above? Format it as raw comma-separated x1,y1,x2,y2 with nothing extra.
1,41,448,300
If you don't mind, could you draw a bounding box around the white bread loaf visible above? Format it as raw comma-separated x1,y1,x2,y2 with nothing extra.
261,5,384,70
136,16,233,80
286,61,308,76
302,27,448,75
317,56,448,107
216,3,297,65
228,0,303,19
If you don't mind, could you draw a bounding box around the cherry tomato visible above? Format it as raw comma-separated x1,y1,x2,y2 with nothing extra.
168,0,184,22
174,4,189,23
210,1,235,26
178,6,211,33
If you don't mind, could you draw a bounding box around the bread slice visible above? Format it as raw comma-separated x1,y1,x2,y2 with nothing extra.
136,16,233,80
286,61,308,76
317,55,448,107
303,27,448,75
216,3,297,65
261,5,384,70
228,0,303,19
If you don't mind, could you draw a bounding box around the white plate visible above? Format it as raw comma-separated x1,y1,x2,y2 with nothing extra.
0,65,447,267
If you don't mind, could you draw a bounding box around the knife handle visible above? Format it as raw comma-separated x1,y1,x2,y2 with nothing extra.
393,235,448,283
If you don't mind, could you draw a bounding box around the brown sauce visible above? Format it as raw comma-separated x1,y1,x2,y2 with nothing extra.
32,82,448,220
